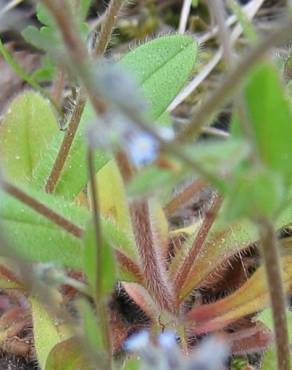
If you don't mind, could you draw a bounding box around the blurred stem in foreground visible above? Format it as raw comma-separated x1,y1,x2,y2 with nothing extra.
45,0,125,194
258,219,291,370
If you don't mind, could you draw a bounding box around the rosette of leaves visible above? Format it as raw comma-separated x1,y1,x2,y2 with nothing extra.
0,16,292,370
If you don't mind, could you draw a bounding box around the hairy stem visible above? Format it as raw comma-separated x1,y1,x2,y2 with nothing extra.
175,194,223,301
164,179,206,217
258,218,290,370
44,0,125,193
131,200,175,312
2,181,84,238
208,0,234,67
87,148,103,302
94,0,125,57
176,16,292,142
52,67,66,107
45,94,86,193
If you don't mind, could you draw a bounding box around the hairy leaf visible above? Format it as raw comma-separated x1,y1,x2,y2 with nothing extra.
31,297,70,369
0,92,58,184
0,185,138,268
242,62,292,180
122,282,159,320
120,34,198,120
0,186,88,268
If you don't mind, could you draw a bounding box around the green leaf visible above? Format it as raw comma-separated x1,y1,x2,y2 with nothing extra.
36,3,56,27
261,348,292,370
83,222,117,297
45,337,93,370
123,356,141,370
31,297,70,369
0,186,89,268
242,62,292,180
120,34,198,120
0,40,53,99
32,55,56,83
32,104,110,199
0,183,138,269
0,92,58,184
225,168,285,220
78,0,92,22
22,26,59,52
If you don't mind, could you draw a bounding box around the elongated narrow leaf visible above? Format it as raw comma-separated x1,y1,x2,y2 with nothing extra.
31,297,70,369
122,282,159,320
242,62,292,179
186,256,292,334
83,222,117,297
45,337,93,370
120,34,198,120
0,92,58,184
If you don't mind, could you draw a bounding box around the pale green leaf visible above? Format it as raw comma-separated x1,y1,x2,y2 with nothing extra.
120,34,198,120
0,92,58,184
45,337,93,370
31,297,70,369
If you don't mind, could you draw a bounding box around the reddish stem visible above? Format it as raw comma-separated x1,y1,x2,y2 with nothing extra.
175,193,223,301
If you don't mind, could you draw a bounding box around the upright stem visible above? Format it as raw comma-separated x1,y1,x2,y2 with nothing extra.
94,0,125,57
44,0,125,193
87,148,112,369
45,94,86,193
258,218,290,370
114,151,175,312
131,200,175,312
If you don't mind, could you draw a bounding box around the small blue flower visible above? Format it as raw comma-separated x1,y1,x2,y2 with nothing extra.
158,331,178,349
124,330,150,352
127,132,159,167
